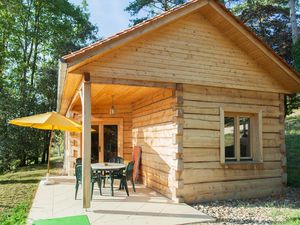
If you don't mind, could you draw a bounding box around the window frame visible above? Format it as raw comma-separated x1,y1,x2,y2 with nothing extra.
220,107,263,164
224,113,252,161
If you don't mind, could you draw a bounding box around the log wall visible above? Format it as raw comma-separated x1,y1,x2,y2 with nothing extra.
132,89,179,199
180,84,285,203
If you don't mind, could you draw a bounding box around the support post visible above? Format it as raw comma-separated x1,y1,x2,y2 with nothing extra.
82,72,91,209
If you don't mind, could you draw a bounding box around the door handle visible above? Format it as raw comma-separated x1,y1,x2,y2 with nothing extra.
98,146,101,152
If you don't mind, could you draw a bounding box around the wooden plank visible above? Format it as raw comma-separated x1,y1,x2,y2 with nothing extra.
182,167,281,184
181,177,282,203
183,86,280,107
183,129,220,148
90,76,175,89
183,100,280,118
184,161,281,170
263,148,281,161
183,147,220,162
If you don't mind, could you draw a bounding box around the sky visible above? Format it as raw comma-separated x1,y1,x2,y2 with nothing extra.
68,0,134,38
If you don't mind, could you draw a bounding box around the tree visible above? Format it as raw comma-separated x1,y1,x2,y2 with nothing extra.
289,0,299,44
125,0,187,25
0,0,98,172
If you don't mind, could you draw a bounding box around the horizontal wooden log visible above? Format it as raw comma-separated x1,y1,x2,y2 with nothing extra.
182,167,281,184
183,147,220,162
180,177,282,203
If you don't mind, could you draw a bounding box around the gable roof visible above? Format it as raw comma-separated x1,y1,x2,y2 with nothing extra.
58,0,300,113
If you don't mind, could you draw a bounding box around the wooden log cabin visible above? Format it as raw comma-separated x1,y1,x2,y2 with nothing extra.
57,0,300,206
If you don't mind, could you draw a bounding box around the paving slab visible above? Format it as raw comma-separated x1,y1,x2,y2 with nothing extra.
28,176,214,225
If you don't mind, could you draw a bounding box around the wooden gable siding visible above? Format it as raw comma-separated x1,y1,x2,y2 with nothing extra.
75,12,287,93
180,84,285,203
132,89,177,198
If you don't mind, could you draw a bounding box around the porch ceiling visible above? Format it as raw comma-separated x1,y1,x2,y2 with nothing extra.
72,84,170,110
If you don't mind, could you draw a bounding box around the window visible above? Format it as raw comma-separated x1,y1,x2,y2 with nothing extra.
220,108,263,164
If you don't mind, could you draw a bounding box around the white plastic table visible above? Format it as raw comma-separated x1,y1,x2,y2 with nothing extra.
91,163,126,196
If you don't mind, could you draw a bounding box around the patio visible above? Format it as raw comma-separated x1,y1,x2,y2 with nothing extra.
27,176,214,225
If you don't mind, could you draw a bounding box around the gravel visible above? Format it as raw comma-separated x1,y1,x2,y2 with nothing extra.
192,187,300,225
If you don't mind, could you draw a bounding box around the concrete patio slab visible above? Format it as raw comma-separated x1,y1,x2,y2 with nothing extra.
28,176,214,225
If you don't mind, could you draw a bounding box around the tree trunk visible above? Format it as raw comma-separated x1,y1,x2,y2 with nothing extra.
289,0,298,44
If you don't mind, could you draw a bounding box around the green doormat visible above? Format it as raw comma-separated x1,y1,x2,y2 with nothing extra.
32,215,90,225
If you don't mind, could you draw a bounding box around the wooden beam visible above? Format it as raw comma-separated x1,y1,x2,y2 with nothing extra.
67,79,83,113
90,76,176,89
82,72,91,209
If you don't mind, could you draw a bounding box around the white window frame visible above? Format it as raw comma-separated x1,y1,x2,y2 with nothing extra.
220,107,263,164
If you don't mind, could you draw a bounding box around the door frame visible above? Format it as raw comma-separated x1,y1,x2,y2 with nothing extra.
91,118,123,162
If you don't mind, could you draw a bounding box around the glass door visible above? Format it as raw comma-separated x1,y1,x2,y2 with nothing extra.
103,125,118,162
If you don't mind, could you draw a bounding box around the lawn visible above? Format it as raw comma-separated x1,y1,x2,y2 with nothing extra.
286,115,300,187
0,157,63,225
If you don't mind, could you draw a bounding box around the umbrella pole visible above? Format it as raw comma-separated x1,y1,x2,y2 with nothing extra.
47,128,54,176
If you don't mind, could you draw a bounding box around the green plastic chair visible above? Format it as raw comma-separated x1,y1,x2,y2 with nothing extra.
109,156,124,163
112,161,136,196
75,165,103,200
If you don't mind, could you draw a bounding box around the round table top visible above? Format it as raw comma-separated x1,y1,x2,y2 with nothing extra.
91,162,126,171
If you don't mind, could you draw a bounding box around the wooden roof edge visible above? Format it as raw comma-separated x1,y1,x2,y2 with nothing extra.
62,0,209,69
208,0,300,90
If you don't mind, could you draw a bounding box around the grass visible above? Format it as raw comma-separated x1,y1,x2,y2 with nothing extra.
271,203,300,225
286,115,300,187
273,114,300,225
274,210,300,225
0,157,63,225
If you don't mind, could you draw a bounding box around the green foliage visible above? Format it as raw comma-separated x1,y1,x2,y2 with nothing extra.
286,115,300,187
275,212,300,225
0,202,28,225
0,0,98,173
292,39,300,72
125,0,187,25
0,157,62,224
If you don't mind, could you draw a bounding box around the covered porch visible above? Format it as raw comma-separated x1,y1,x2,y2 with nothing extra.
59,73,184,207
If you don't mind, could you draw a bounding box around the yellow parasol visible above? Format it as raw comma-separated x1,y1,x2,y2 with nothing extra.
9,112,83,183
